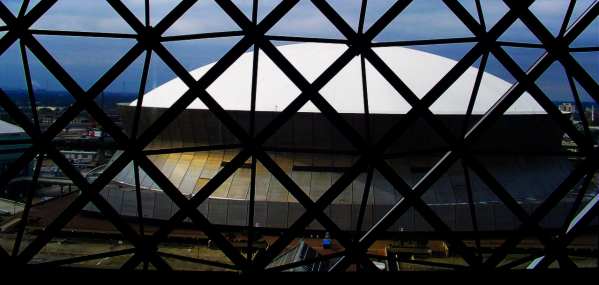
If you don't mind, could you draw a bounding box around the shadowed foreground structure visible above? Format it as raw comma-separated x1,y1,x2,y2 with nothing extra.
0,0,598,272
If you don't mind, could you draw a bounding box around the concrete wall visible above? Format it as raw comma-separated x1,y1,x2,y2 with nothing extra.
84,186,592,232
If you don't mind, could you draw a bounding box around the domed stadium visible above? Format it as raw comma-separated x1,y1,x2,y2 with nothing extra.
85,43,573,232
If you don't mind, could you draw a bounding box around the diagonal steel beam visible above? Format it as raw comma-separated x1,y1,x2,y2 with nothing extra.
484,149,599,268
247,0,416,268
125,0,376,270
258,0,524,268
0,0,56,55
311,0,501,269
504,0,599,103
529,177,599,268
134,156,248,269
0,41,145,196
448,0,597,266
254,150,379,271
446,0,591,152
356,0,595,270
253,0,503,269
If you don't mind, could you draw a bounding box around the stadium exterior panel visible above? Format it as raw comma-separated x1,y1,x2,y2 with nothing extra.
84,44,576,232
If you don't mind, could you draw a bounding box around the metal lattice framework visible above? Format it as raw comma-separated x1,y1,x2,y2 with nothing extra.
0,0,598,272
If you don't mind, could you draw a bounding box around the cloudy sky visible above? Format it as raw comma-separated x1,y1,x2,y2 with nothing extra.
0,0,597,101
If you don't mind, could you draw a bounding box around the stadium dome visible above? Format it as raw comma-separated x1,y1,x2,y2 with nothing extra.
132,43,544,115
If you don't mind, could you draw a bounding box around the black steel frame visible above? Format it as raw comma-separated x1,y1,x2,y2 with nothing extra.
0,0,597,272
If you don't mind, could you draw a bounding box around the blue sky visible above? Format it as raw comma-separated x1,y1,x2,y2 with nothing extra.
0,0,597,102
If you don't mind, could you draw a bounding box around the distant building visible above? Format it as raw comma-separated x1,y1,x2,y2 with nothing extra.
37,106,63,126
39,150,99,177
61,150,99,169
559,102,574,114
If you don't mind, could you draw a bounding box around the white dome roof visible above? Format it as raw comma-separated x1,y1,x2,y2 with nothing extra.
132,43,544,115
